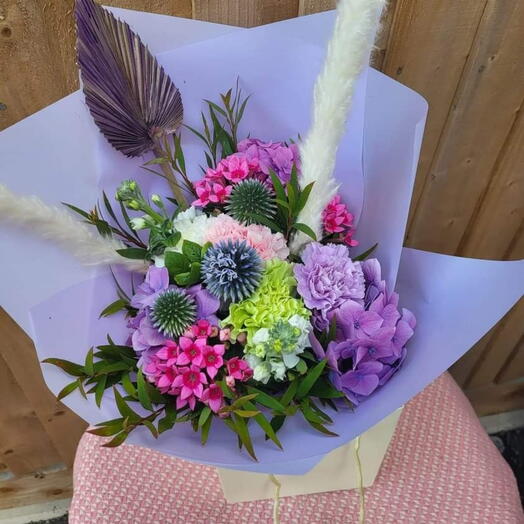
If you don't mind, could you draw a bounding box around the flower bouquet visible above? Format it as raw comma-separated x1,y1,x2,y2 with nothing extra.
1,0,522,493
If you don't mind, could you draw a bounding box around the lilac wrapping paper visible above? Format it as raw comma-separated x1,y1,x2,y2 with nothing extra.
1,10,523,475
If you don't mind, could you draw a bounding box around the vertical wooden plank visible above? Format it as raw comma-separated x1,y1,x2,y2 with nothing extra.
406,0,524,254
465,382,524,416
0,355,61,476
0,0,192,132
297,0,397,69
458,110,524,259
371,0,397,71
0,469,72,510
380,0,488,238
0,1,77,130
463,299,524,390
449,330,493,388
193,0,299,27
506,220,524,259
193,0,258,27
495,334,524,384
104,1,192,17
298,0,335,16
0,309,87,468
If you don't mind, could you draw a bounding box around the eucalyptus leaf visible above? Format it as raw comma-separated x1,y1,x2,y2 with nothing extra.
137,369,153,411
57,380,79,400
296,359,327,399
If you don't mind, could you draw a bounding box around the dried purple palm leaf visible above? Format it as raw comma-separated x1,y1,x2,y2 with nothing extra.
75,0,183,158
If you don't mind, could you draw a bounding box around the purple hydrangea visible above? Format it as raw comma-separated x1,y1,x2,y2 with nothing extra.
130,266,169,309
128,266,220,354
309,258,416,406
294,242,365,329
237,138,300,184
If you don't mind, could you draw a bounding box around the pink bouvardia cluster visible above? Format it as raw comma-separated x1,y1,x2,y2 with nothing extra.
193,139,300,208
142,320,252,412
205,214,289,260
322,195,358,247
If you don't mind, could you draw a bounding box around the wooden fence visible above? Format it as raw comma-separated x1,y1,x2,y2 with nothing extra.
0,0,522,507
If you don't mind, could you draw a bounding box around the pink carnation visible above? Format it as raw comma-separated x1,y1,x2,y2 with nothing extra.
245,224,289,260
205,214,247,243
205,214,289,260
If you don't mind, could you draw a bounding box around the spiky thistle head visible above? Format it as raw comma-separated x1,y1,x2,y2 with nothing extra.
150,289,196,337
226,179,276,225
201,240,262,302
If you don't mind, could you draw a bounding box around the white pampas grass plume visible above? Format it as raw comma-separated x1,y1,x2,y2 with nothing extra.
0,184,147,272
290,0,386,253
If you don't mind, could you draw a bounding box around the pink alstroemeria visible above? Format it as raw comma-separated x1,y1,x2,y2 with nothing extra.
176,337,207,367
226,357,253,382
220,154,249,183
202,344,225,379
201,384,224,413
173,365,207,410
155,340,179,366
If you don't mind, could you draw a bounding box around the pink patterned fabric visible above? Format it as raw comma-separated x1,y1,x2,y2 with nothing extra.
70,374,523,523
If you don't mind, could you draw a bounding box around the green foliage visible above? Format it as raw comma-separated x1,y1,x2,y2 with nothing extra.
63,193,147,249
185,80,250,167
269,167,316,240
164,240,209,286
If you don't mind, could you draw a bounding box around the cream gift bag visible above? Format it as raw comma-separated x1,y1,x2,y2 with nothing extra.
218,408,402,503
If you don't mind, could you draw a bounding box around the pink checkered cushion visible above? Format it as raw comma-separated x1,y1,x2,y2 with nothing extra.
70,373,523,523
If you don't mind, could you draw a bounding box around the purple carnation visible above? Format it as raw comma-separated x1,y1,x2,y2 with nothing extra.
237,138,300,184
294,242,365,329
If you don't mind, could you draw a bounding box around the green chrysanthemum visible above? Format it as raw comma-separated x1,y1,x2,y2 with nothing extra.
226,179,276,225
151,289,196,337
222,259,310,346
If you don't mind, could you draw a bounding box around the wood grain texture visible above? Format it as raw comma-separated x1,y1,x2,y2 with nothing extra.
104,0,192,17
0,0,192,131
465,299,524,390
465,381,524,417
193,0,299,27
0,309,87,468
381,0,489,241
0,1,77,130
0,354,61,476
0,468,72,510
406,0,524,254
458,108,524,259
298,0,335,16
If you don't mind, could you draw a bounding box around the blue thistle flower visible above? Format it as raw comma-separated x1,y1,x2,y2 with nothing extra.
226,179,276,225
151,289,196,337
201,240,262,302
